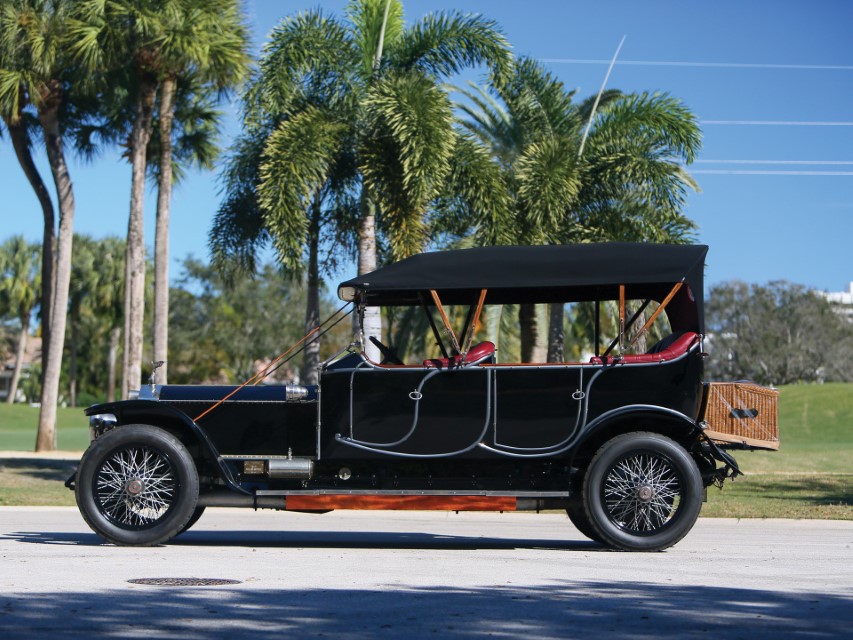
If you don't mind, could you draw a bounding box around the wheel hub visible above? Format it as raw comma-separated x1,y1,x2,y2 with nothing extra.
125,478,144,496
636,484,655,502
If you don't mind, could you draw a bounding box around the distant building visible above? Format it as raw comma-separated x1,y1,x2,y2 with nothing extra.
821,281,853,321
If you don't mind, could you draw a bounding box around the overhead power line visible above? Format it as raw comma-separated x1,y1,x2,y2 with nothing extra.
696,160,853,165
542,58,853,71
691,169,853,176
700,120,853,126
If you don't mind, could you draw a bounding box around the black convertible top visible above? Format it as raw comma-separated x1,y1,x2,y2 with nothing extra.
338,243,708,330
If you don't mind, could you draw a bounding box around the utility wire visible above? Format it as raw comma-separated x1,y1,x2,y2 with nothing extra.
691,169,853,176
696,160,853,165
700,120,853,126
542,59,853,71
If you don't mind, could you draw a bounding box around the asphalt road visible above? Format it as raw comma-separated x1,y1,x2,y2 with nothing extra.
1,508,851,639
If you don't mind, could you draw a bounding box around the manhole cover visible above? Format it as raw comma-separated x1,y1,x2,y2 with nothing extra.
128,578,241,587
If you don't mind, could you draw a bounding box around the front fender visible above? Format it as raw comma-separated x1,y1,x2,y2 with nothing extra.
84,400,249,495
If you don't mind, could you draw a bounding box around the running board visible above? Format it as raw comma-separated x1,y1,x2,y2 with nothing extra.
197,490,569,512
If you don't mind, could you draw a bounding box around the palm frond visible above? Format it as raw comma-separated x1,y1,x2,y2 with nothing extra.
361,70,456,259
256,9,358,118
391,11,512,84
257,105,349,273
432,132,512,246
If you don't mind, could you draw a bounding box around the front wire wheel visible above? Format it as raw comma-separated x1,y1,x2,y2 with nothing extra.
583,432,703,551
96,445,177,527
76,425,199,546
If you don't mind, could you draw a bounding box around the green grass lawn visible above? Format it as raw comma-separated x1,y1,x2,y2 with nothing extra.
701,382,852,519
0,403,90,452
0,384,850,517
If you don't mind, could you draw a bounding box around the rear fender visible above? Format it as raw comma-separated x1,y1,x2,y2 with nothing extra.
84,400,248,495
568,405,701,472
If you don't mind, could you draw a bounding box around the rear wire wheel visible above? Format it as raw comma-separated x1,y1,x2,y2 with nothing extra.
566,503,604,543
75,424,199,546
583,432,703,551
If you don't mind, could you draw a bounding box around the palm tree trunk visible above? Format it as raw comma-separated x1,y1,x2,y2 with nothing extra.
69,316,78,408
518,303,540,363
302,193,322,385
153,75,177,386
7,319,29,404
107,325,121,403
518,304,548,362
547,302,564,362
36,93,74,452
123,75,157,396
4,113,55,378
358,194,381,361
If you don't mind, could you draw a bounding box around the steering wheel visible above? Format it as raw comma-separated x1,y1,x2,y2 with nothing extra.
369,336,404,365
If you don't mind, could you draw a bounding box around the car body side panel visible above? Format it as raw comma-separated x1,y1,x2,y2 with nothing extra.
490,367,585,450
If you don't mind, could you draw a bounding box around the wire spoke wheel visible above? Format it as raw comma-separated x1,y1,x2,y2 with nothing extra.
583,432,703,551
96,445,177,528
76,425,199,546
602,452,681,533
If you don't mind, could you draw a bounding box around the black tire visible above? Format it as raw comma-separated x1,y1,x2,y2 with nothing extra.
566,503,604,543
178,506,206,536
75,424,199,546
582,432,703,552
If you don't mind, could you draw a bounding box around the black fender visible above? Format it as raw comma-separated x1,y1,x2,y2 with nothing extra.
567,404,702,471
84,400,249,495
567,404,741,479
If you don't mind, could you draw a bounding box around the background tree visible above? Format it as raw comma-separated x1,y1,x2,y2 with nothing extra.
168,258,350,384
0,236,40,404
66,235,96,407
0,0,82,450
706,281,853,385
72,0,250,392
73,0,161,398
455,58,701,361
0,96,55,364
56,236,127,406
212,0,512,368
150,0,250,386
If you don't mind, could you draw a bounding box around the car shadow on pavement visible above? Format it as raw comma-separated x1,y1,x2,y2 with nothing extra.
3,528,605,551
0,580,850,639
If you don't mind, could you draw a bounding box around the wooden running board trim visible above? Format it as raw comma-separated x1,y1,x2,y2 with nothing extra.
285,495,518,511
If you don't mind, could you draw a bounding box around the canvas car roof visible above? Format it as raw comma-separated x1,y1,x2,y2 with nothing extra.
338,243,708,330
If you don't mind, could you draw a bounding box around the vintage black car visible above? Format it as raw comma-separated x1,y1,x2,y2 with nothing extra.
71,243,779,551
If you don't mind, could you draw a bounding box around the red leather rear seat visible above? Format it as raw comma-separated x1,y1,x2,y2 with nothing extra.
424,341,496,369
590,332,699,365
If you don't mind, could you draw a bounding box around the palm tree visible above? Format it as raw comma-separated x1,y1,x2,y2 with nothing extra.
150,0,250,386
89,236,126,403
67,235,100,407
455,57,702,361
71,0,250,393
0,109,55,363
0,237,40,404
74,0,162,398
0,0,81,449
212,0,511,367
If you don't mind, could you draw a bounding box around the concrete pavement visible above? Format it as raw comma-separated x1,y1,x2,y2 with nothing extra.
1,508,851,638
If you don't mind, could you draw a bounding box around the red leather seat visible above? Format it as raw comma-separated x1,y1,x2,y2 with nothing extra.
424,341,496,369
590,332,699,365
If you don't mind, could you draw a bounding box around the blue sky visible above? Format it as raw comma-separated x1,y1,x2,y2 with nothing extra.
2,0,851,293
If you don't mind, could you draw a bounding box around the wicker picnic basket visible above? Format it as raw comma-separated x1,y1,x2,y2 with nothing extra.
701,382,780,450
